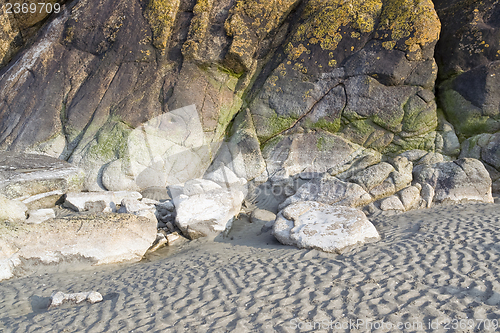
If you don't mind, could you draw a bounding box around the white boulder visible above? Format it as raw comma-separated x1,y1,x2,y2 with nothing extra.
172,179,245,239
273,201,380,253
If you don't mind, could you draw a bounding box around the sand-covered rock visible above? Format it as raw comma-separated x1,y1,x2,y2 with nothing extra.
0,213,157,281
0,152,84,199
172,179,245,239
273,201,379,253
413,158,494,205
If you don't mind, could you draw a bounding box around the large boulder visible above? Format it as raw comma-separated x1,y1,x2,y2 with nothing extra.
413,158,494,205
460,133,500,193
0,152,84,199
279,175,372,210
0,213,157,281
171,178,245,239
273,201,380,253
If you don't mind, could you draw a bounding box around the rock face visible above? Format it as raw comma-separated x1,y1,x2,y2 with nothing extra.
0,0,443,192
249,0,440,158
0,213,157,281
273,201,380,253
0,152,84,199
171,179,245,239
435,0,500,139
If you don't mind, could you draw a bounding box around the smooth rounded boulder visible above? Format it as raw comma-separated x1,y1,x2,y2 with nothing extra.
273,201,380,253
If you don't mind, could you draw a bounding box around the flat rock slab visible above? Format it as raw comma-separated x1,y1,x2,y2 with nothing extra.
0,213,157,281
0,152,84,199
273,201,380,254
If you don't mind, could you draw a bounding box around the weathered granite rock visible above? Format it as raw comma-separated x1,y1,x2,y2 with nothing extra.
460,133,500,192
397,185,422,211
172,179,245,239
26,208,55,224
379,195,405,211
273,201,380,253
262,132,366,182
49,291,103,309
0,194,27,223
0,213,157,281
349,162,395,192
206,109,266,182
279,175,372,210
21,190,64,210
413,158,494,205
248,0,440,153
63,191,142,212
204,164,247,189
0,152,84,199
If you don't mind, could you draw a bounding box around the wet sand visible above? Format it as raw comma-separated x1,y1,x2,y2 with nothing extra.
1,201,500,332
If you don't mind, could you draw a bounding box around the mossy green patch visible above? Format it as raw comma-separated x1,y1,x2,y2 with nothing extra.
258,112,298,143
310,118,341,133
86,121,131,162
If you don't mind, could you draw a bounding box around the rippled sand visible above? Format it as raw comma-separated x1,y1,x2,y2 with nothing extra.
1,201,500,332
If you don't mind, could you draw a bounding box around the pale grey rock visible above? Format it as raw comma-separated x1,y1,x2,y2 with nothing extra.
173,179,245,239
206,109,266,181
279,176,372,210
118,198,154,214
273,201,380,253
63,191,142,212
398,149,428,162
421,183,435,208
379,195,405,211
21,190,64,210
0,195,27,223
369,178,396,200
331,149,382,180
204,164,247,188
140,187,170,201
263,132,363,182
414,158,493,204
26,209,55,224
100,105,214,192
350,162,395,191
0,213,157,281
389,156,413,192
415,152,444,165
49,291,103,309
397,186,421,210
182,179,222,196
0,152,85,199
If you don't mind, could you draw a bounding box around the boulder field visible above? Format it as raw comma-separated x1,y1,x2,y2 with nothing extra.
0,0,499,275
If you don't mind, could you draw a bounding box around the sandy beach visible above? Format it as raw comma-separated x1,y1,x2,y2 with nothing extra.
1,200,500,332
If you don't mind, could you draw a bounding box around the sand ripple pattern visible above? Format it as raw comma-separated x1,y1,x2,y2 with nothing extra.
1,202,500,332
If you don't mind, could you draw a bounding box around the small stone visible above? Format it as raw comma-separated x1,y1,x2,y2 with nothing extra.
379,195,405,211
26,209,55,224
166,232,181,245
